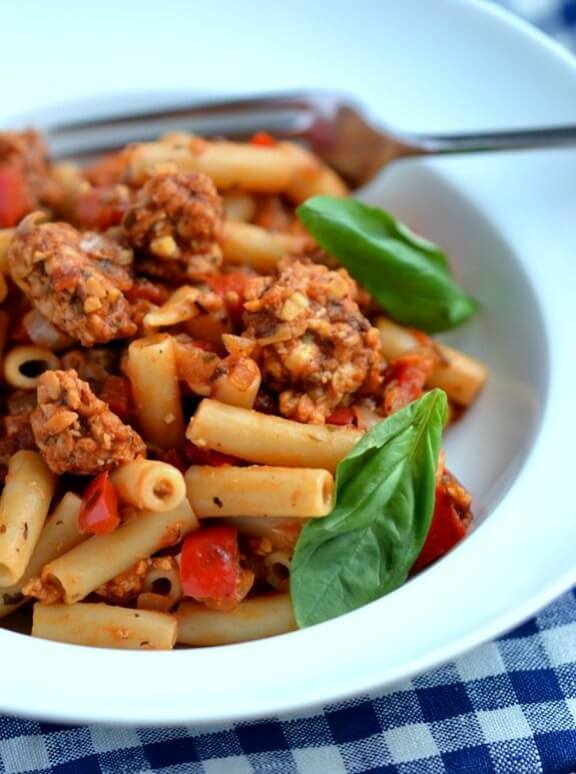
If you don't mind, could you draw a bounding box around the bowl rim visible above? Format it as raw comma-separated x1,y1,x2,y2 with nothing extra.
0,0,575,726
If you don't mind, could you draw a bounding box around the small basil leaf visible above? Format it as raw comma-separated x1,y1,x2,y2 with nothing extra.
297,196,477,333
290,389,447,628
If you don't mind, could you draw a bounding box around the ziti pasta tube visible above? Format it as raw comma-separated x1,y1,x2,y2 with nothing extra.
32,602,177,650
126,137,294,192
187,399,361,473
280,142,348,203
222,191,256,222
143,286,200,329
3,345,60,390
126,334,185,448
137,557,182,613
0,451,56,586
210,357,261,409
110,460,186,512
185,465,334,518
0,493,86,620
220,221,310,273
176,593,296,646
264,550,291,592
37,499,198,604
377,318,488,406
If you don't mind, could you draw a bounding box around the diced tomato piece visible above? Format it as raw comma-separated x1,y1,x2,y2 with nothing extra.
79,472,120,535
411,482,467,573
180,525,240,601
207,271,250,328
125,278,170,306
383,353,436,416
100,375,132,420
0,165,33,227
74,187,127,230
250,131,277,147
326,406,356,426
184,442,243,467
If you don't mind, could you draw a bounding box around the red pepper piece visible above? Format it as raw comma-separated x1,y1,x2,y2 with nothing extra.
250,131,277,147
180,525,240,601
326,406,356,426
206,271,250,328
78,472,120,535
0,166,33,227
412,483,467,573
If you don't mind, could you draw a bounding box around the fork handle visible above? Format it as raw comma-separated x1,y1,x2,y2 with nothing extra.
404,126,576,155
338,124,576,187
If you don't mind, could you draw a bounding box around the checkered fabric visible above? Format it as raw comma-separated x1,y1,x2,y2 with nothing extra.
0,588,575,773
1,2,575,772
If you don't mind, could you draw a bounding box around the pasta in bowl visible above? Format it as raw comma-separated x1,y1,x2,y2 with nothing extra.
0,127,487,650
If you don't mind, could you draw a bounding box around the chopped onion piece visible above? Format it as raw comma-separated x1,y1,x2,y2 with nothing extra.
23,310,73,351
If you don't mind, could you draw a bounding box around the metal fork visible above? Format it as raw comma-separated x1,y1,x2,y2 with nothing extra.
45,91,576,188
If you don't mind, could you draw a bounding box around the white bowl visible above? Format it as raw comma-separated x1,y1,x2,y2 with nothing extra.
0,0,575,725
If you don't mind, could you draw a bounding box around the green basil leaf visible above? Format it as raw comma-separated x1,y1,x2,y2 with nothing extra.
297,196,477,333
290,389,447,628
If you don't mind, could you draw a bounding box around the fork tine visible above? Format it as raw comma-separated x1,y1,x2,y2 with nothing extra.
46,92,336,160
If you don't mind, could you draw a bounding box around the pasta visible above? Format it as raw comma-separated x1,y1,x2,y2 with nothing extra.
126,334,185,448
32,602,177,650
110,459,186,512
126,137,295,191
185,465,334,518
264,550,292,592
137,556,183,612
220,221,310,273
51,161,84,201
222,191,256,222
37,499,197,604
0,492,85,619
280,142,349,202
210,357,261,409
218,517,305,550
176,593,296,646
3,345,60,389
143,286,201,328
0,124,486,649
0,451,56,586
187,399,362,472
377,318,488,406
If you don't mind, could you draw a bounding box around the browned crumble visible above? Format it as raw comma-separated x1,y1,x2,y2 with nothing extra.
243,257,385,423
30,369,145,474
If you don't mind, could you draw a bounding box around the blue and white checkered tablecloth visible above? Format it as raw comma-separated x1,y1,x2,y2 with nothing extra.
2,2,576,772
1,588,575,773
